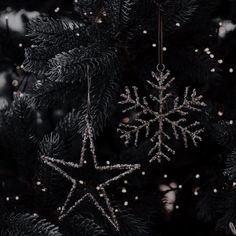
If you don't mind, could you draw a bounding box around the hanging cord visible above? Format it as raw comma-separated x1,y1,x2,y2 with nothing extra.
156,2,165,72
86,65,92,120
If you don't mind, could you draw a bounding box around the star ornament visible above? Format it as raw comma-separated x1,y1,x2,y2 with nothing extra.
40,117,140,231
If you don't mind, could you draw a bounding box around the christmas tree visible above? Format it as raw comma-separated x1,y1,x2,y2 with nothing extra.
0,0,236,235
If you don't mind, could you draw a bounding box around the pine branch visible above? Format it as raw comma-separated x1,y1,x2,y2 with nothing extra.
161,0,198,32
61,213,107,236
0,94,38,175
73,0,103,19
26,17,89,46
24,16,92,74
224,151,236,181
104,0,138,35
0,212,62,236
46,44,118,83
197,191,227,223
211,121,236,151
35,132,65,210
33,67,119,135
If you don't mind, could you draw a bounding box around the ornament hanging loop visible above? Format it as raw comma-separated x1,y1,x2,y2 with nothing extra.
156,64,165,72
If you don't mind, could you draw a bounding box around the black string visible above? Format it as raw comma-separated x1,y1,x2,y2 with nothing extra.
156,2,164,71
87,66,92,120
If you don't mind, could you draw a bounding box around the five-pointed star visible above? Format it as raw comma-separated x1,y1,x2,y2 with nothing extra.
40,118,140,231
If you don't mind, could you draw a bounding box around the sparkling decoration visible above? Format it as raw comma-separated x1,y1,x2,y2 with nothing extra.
40,115,140,231
54,7,60,13
118,67,206,162
195,174,200,179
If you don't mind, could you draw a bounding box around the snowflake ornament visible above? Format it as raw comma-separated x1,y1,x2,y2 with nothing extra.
118,68,206,163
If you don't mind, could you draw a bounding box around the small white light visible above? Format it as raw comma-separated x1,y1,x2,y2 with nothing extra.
164,174,168,179
54,7,60,13
115,209,119,212
121,187,127,193
100,194,104,197
175,205,180,209
195,174,200,179
15,196,19,200
213,188,218,193
141,171,146,176
204,48,210,52
96,186,100,190
230,120,234,125
19,43,23,47
194,191,199,196
79,180,84,185
89,11,93,15
218,59,223,64
163,47,167,51
124,201,129,206
6,197,10,201
42,188,47,192
106,160,110,165
178,185,183,189
97,19,103,23
219,22,223,26
195,49,199,53
143,30,147,34
83,160,87,164
36,181,41,186
124,180,128,184
76,33,80,36
135,196,139,200
175,22,180,27
210,68,216,72
152,43,157,47
233,182,236,186
83,12,87,16
210,54,214,58
33,213,37,216
218,111,223,116
229,68,234,73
